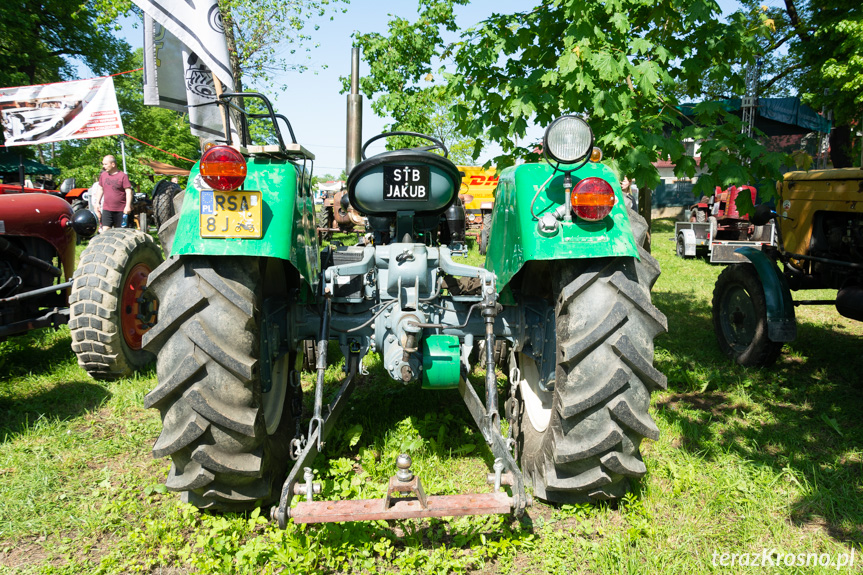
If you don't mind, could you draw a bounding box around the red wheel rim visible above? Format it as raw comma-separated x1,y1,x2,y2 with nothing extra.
121,263,154,350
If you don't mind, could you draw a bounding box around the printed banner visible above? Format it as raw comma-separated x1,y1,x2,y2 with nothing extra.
143,15,227,139
0,77,124,147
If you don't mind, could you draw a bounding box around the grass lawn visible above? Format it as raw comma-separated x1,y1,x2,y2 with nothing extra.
0,219,860,574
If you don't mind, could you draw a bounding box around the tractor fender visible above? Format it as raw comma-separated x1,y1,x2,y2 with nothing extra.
735,246,797,342
679,228,697,257
169,160,319,296
485,162,638,293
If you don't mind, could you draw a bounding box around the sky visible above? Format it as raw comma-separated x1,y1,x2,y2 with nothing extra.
111,0,748,178
115,2,533,177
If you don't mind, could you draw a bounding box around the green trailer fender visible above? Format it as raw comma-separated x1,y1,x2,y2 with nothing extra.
735,246,797,342
170,157,319,296
484,162,638,293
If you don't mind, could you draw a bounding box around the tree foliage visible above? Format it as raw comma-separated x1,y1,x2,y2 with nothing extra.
221,0,348,90
448,0,789,197
0,0,133,87
52,49,199,191
348,0,480,161
737,0,862,166
93,0,347,92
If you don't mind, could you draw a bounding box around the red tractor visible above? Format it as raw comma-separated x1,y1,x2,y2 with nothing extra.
0,191,163,379
675,184,775,263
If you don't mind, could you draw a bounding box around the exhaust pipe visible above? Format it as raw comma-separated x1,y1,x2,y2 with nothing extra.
346,47,363,176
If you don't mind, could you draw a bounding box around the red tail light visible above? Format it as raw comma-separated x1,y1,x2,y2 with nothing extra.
199,146,247,191
571,177,616,221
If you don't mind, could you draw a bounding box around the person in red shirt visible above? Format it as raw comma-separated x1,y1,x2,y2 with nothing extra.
92,155,132,232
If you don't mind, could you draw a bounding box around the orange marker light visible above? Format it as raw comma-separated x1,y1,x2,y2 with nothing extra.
199,146,247,191
571,177,616,221
590,147,603,162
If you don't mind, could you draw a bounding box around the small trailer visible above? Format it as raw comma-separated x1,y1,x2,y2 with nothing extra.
675,219,775,263
675,184,775,263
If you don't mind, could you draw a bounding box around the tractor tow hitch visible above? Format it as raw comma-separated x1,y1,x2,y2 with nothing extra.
271,351,530,525
284,454,516,524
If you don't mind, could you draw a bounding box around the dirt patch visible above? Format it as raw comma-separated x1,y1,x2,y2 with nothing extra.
670,436,693,450
656,391,750,418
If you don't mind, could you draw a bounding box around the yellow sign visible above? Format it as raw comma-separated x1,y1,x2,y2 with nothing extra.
199,190,263,239
458,166,498,211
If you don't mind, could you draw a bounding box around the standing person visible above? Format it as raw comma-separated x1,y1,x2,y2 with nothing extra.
621,176,638,212
87,179,103,215
95,155,133,232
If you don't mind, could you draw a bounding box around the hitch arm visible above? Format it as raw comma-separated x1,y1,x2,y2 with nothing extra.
273,351,361,528
458,377,530,517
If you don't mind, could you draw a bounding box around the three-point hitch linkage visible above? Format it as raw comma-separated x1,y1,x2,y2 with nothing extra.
272,243,530,527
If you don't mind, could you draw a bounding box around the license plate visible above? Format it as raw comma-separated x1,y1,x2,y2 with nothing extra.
199,190,263,238
383,165,429,201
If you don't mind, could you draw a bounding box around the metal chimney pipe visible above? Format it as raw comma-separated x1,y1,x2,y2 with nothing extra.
346,47,363,176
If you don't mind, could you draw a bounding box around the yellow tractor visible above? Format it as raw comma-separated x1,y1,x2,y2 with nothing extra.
713,168,863,366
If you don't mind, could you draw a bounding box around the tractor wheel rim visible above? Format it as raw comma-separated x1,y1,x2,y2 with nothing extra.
518,354,552,432
721,284,757,351
263,354,289,434
121,263,155,350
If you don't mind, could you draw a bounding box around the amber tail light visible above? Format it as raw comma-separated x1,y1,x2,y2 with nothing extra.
571,177,616,221
199,146,247,191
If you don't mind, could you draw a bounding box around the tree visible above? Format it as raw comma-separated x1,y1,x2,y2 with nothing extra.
93,0,347,93
0,0,133,88
348,0,481,161
448,0,789,198
737,0,862,167
53,49,199,190
794,1,862,167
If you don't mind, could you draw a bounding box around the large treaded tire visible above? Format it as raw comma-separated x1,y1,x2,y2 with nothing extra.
141,256,295,511
152,182,180,230
712,263,784,367
515,213,667,503
156,191,185,258
69,229,163,380
317,207,332,242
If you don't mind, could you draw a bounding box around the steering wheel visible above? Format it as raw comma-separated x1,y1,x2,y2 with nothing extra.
360,131,448,160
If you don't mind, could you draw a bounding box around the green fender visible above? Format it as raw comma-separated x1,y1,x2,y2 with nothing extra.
736,246,797,342
484,162,638,293
170,157,319,296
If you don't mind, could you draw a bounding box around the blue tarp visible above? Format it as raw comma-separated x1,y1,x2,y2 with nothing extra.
681,97,831,136
0,152,60,175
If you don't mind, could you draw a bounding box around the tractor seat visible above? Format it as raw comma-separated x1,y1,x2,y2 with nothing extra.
347,150,462,217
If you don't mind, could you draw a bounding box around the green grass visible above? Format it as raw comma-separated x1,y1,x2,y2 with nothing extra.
1,219,861,574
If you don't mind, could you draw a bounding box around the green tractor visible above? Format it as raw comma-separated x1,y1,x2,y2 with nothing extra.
142,58,667,525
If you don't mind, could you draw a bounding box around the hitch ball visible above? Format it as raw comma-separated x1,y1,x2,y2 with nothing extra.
396,454,413,481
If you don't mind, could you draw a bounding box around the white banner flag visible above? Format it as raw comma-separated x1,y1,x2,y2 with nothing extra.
137,0,236,139
134,0,234,92
0,77,124,147
143,15,227,138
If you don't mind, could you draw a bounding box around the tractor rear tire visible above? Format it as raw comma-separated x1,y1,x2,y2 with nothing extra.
153,182,180,230
156,191,185,258
317,207,332,242
69,229,163,380
712,263,784,367
142,256,297,511
514,253,667,503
